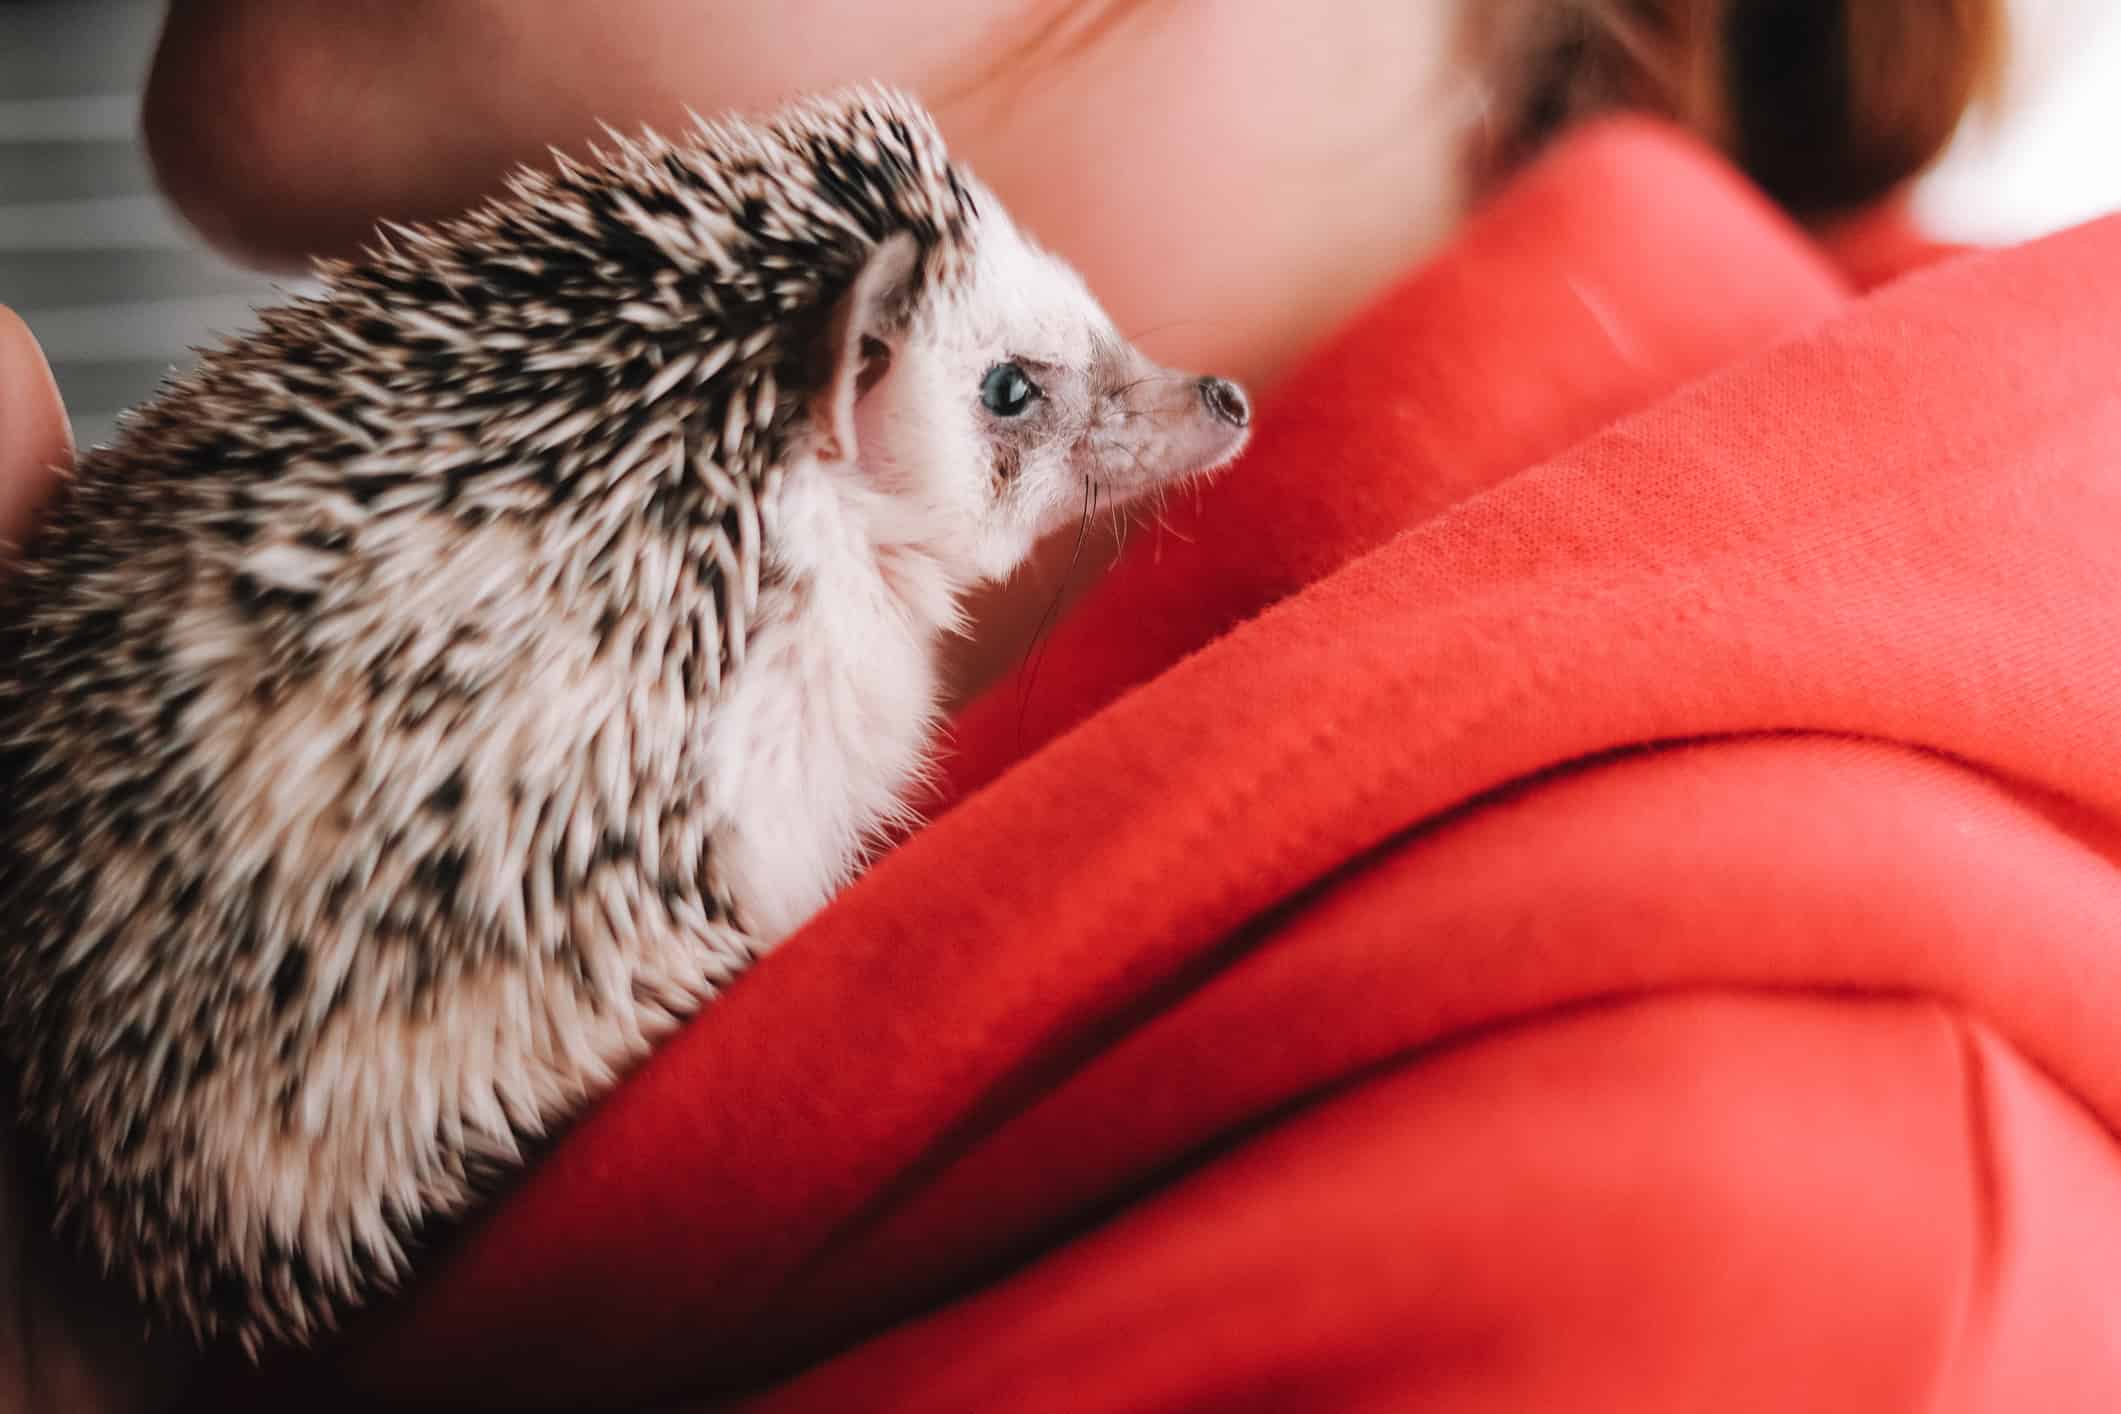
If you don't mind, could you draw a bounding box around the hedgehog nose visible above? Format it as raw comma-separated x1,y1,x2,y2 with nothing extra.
1199,376,1250,428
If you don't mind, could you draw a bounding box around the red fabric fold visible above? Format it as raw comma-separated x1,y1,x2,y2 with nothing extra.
197,119,2121,1411
751,991,1991,1414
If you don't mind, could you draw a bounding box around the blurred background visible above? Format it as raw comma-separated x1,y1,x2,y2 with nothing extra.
1,0,294,450
4,0,2120,451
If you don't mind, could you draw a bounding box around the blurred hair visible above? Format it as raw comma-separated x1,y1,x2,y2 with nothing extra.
1467,0,2007,217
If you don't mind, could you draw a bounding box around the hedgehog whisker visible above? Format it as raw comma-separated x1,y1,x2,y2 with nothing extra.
1104,495,1133,567
1152,503,1197,546
1106,374,1192,408
1119,315,1244,344
1015,477,1096,748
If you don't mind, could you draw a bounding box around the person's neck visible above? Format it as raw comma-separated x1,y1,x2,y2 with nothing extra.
928,0,1488,702
931,0,1486,394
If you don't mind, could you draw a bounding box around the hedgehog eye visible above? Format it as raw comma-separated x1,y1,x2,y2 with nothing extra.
979,362,1040,418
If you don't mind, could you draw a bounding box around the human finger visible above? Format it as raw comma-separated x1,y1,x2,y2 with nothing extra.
0,306,73,552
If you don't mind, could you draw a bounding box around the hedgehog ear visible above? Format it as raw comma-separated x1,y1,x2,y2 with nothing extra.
814,232,921,465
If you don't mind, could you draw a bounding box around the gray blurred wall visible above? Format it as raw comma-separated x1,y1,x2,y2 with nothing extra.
0,0,285,449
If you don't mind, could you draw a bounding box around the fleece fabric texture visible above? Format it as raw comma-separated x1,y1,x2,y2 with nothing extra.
199,118,2121,1411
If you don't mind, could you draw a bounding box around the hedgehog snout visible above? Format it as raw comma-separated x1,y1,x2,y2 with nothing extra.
1134,363,1252,488
1199,377,1250,429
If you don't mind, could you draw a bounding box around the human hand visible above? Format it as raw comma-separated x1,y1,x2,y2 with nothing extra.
0,308,197,1414
0,308,71,548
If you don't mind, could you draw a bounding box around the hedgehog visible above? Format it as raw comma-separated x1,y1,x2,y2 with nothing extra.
0,83,1251,1354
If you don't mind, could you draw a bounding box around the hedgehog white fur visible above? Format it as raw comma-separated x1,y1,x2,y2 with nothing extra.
0,83,1250,1353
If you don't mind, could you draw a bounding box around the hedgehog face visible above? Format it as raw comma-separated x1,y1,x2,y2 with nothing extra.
817,212,1251,584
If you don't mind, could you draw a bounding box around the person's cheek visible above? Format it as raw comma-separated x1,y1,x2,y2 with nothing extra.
0,306,73,550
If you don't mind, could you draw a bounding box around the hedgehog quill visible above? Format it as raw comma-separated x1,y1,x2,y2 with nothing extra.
0,84,1250,1353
